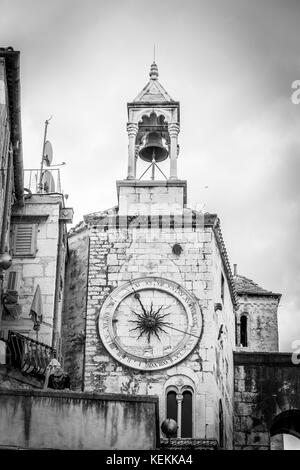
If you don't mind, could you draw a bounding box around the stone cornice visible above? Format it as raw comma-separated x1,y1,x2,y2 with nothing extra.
234,351,295,366
237,290,282,299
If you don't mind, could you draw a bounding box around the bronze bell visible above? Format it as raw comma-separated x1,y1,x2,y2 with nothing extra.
139,132,168,162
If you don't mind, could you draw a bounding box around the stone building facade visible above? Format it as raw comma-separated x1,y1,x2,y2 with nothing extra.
1,194,71,349
234,271,281,352
0,47,73,392
61,62,300,450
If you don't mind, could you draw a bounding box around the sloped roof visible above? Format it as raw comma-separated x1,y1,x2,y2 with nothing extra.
133,62,173,103
233,274,281,298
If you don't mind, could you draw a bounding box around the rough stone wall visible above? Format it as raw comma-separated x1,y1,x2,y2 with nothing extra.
81,220,235,447
236,295,280,352
233,353,300,450
1,197,63,346
62,227,89,390
211,233,235,448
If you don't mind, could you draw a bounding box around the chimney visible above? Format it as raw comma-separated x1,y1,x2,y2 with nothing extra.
233,264,237,276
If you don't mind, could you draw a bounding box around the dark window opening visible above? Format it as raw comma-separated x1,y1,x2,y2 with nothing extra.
219,400,224,448
181,391,193,438
167,391,178,424
240,315,248,347
221,273,225,303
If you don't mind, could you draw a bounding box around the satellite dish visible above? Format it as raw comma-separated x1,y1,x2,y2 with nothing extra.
43,140,53,166
42,170,55,193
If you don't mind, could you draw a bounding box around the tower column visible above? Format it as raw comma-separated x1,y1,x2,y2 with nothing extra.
176,393,183,438
168,123,180,180
127,123,139,180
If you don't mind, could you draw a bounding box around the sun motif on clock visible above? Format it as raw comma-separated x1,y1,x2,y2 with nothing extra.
98,277,202,371
129,292,172,342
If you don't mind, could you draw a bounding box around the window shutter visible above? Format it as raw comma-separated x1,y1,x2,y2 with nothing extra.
7,271,18,291
13,224,36,257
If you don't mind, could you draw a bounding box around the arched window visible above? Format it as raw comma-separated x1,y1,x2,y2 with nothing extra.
219,400,224,448
182,390,193,438
240,315,248,347
167,391,177,423
166,387,193,438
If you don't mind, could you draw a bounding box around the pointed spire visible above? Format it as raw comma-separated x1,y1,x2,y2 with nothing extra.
149,61,159,80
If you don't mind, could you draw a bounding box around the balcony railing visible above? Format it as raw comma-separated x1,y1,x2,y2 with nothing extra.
4,331,57,377
24,168,62,194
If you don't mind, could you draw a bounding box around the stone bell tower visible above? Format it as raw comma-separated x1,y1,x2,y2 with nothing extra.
64,61,237,450
118,62,187,216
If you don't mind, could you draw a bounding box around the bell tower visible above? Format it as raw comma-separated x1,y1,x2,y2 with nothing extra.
117,62,187,215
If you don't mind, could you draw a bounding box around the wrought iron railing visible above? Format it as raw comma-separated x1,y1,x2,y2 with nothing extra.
23,168,61,194
5,331,57,377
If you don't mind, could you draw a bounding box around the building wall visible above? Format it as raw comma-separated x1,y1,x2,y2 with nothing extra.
0,389,158,450
62,227,89,390
1,195,66,348
236,295,280,352
70,212,236,447
233,352,300,450
117,181,186,215
0,57,13,254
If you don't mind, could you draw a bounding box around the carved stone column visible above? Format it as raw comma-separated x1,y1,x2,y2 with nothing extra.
168,123,180,179
127,123,139,179
176,393,183,438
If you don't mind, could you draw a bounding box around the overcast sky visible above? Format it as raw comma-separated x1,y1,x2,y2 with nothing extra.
1,0,300,357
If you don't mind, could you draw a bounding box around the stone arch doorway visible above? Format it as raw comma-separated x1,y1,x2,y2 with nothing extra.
270,410,300,450
270,409,300,439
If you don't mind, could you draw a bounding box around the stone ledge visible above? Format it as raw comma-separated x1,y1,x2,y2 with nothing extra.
116,179,188,205
234,351,295,366
0,388,160,403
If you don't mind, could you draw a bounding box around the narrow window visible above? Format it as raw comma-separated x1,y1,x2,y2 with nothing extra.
167,391,177,423
219,400,224,448
181,390,193,438
240,315,248,347
166,389,193,438
221,273,225,303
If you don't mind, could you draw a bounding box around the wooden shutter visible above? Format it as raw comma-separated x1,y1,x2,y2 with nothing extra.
12,224,36,257
7,271,19,290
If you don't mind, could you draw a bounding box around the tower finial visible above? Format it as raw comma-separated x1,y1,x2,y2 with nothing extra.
149,61,158,80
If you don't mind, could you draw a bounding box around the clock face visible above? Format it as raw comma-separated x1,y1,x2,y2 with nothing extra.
98,277,202,371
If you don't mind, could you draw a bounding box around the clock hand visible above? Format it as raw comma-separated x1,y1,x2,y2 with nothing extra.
164,323,200,339
134,292,148,316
